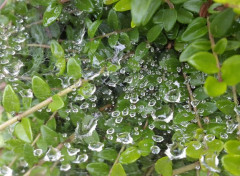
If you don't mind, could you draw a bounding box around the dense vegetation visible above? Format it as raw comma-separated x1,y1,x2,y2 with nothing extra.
1,0,240,175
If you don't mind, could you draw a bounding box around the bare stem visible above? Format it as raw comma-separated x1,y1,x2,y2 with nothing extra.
172,162,200,175
0,67,105,131
90,28,132,41
0,0,8,10
108,145,126,176
27,44,51,49
165,0,174,9
25,20,43,28
183,72,203,129
207,17,222,81
232,86,240,136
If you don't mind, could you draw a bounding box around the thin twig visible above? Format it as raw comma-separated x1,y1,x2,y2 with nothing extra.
0,0,8,10
25,20,43,28
183,73,203,129
232,86,240,136
27,44,51,49
108,145,126,176
90,28,132,41
172,162,200,175
207,17,222,81
145,165,154,176
165,0,174,9
0,68,105,131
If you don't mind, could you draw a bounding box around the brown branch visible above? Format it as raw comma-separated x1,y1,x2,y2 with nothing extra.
172,162,200,175
207,17,222,82
0,0,8,10
90,28,132,41
183,73,203,129
25,20,43,28
60,0,70,3
232,86,240,137
164,0,174,9
27,44,51,49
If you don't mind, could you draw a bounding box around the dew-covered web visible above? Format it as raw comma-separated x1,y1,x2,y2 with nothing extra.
0,7,234,176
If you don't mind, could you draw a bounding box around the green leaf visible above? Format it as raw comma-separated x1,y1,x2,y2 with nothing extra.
207,139,224,153
110,163,126,176
56,57,66,76
135,42,149,60
131,0,161,26
137,139,154,156
216,99,235,115
107,63,121,72
222,155,240,176
43,2,62,27
224,140,240,155
183,0,203,13
153,9,177,31
50,40,64,60
108,9,119,30
97,148,118,162
48,94,64,112
204,76,227,97
186,141,204,159
210,8,235,37
104,0,119,5
14,118,33,143
147,24,163,42
30,166,50,176
108,34,119,48
86,163,109,176
119,147,141,164
88,20,102,38
75,0,94,12
197,102,217,116
173,110,195,124
2,85,20,113
179,39,211,62
177,8,193,24
114,0,131,11
67,58,82,79
24,143,38,166
188,52,219,74
181,17,208,41
32,76,51,100
78,82,96,99
214,38,227,54
222,55,240,85
155,156,172,176
41,125,59,146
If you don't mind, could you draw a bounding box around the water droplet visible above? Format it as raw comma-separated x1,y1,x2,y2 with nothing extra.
151,146,160,154
33,149,43,156
116,132,133,144
73,154,88,164
0,166,12,176
67,148,80,156
152,135,164,143
60,164,71,171
88,142,104,152
44,147,61,162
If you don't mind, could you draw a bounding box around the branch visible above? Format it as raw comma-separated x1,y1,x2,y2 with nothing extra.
207,17,222,82
90,28,132,41
25,20,43,28
0,0,8,10
0,68,105,131
108,145,126,176
27,44,51,49
172,162,200,175
165,0,174,9
183,72,203,129
232,86,240,136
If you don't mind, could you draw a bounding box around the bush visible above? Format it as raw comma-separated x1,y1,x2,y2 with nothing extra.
0,0,240,175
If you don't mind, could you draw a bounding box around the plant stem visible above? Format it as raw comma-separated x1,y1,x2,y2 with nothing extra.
23,134,75,176
172,162,200,175
0,0,8,10
25,20,43,28
232,86,240,135
183,72,203,129
165,0,174,9
90,28,132,41
207,17,222,82
0,68,104,131
27,44,51,49
108,145,126,176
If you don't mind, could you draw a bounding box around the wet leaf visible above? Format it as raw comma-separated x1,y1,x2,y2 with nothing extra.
75,0,94,12
224,140,240,155
24,143,38,166
147,24,163,42
114,0,131,11
41,125,59,146
188,52,219,74
104,0,119,5
50,40,64,60
88,20,102,38
137,139,154,156
153,9,177,31
216,99,235,115
155,156,172,176
67,58,82,79
78,82,96,99
119,147,141,164
14,118,33,143
173,110,195,124
48,94,64,112
207,139,224,153
222,155,240,176
2,85,20,113
32,76,51,100
108,9,119,30
204,76,227,97
186,141,204,159
43,2,62,27
97,148,118,162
